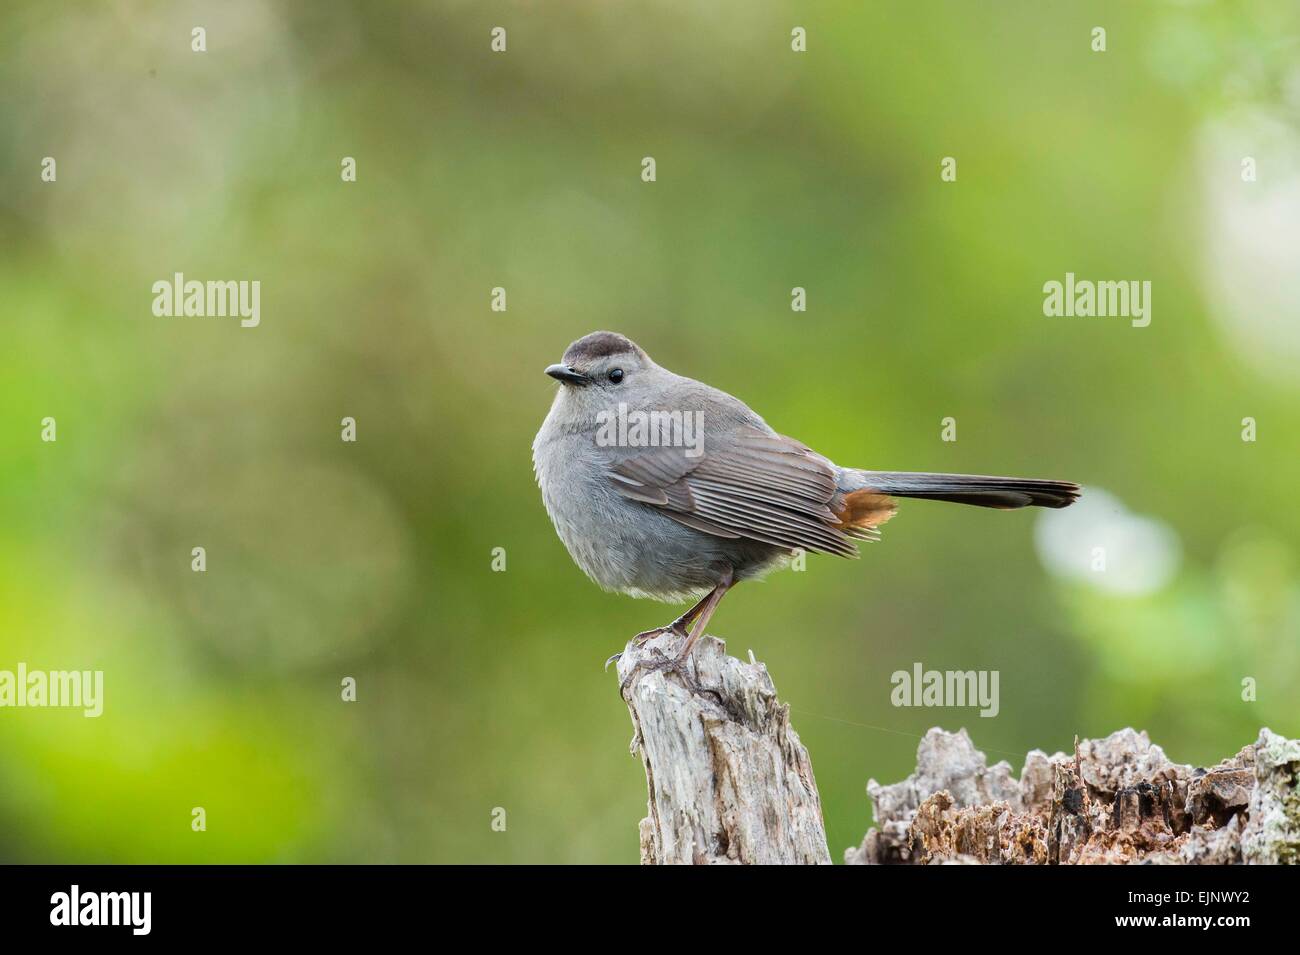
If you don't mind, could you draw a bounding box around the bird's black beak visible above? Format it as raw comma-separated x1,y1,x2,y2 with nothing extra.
545,363,590,386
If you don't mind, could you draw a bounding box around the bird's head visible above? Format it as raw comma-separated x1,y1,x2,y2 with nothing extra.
544,331,671,414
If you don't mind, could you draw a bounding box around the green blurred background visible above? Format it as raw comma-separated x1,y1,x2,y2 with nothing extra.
1,1,1297,863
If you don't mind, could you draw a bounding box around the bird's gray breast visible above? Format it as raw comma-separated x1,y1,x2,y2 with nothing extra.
532,415,749,601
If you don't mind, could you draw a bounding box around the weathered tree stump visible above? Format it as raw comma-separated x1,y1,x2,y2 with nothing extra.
847,726,1300,865
616,633,831,864
617,635,1298,865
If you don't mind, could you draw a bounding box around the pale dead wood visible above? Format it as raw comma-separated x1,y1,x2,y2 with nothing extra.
616,633,1297,865
616,633,830,865
847,726,1300,865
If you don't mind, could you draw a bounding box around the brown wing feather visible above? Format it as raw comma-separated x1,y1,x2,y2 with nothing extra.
607,426,862,557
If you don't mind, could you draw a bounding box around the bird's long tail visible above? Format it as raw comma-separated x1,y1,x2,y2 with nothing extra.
850,471,1081,510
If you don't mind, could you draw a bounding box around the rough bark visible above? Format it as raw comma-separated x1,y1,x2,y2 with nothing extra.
846,726,1300,865
617,635,1296,865
617,633,830,865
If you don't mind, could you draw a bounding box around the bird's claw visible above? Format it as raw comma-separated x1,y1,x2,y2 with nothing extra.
618,647,700,697
605,619,689,672
630,621,688,647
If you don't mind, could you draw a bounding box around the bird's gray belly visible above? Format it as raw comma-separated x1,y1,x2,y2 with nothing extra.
536,438,782,601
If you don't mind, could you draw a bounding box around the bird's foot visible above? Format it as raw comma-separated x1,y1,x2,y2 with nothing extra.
618,646,710,700
618,647,679,696
631,620,689,647
603,620,689,671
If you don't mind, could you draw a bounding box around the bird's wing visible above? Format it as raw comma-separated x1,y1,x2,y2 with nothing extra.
606,425,865,557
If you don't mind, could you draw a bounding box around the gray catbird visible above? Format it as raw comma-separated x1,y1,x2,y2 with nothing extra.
533,331,1080,676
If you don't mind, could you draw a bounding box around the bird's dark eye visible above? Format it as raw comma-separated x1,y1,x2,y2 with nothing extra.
607,368,624,384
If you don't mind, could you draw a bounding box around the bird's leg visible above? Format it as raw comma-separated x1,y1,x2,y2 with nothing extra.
632,591,713,645
617,567,735,693
604,590,714,671
668,567,734,667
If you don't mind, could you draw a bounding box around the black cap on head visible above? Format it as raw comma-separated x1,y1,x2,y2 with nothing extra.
562,331,646,367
